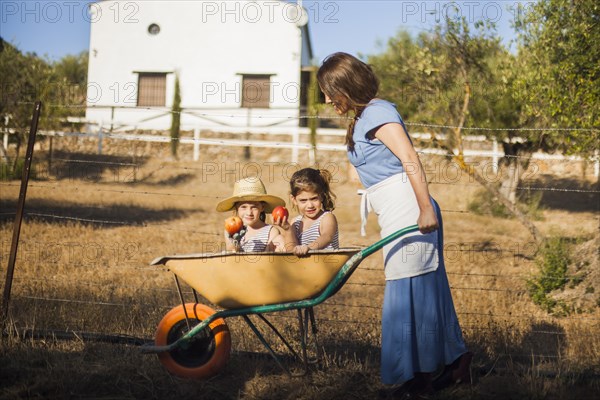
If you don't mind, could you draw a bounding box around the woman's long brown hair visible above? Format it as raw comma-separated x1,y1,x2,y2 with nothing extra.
317,52,379,151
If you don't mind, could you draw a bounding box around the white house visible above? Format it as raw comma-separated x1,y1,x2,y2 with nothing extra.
85,0,314,132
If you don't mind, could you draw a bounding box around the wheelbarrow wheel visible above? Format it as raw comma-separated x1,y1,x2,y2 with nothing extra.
155,303,231,379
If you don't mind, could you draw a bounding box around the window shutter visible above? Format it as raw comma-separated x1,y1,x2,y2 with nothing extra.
138,73,167,106
242,75,270,108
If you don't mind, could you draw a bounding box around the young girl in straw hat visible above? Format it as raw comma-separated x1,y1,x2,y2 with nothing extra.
217,177,296,252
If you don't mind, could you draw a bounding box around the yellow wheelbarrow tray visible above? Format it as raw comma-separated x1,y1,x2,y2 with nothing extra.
143,224,420,379
149,248,364,309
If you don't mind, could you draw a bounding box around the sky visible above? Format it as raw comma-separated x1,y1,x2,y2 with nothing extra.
1,0,530,62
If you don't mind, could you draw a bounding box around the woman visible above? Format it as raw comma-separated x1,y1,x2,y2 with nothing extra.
317,52,472,398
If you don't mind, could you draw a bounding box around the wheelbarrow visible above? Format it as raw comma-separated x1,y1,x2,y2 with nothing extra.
143,224,420,379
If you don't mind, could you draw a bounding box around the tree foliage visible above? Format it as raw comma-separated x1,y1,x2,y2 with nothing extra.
52,51,89,120
369,17,516,142
0,39,54,133
0,39,88,132
513,0,600,156
369,1,599,157
368,17,545,240
0,38,88,165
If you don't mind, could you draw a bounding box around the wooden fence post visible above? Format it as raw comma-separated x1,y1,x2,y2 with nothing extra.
97,122,103,155
194,128,200,162
492,138,499,173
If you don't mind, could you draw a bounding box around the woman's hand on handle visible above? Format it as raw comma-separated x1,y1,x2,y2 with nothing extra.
417,207,439,235
374,123,438,236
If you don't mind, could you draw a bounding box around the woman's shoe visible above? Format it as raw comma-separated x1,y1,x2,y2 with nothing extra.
432,352,473,391
392,374,433,400
387,378,415,399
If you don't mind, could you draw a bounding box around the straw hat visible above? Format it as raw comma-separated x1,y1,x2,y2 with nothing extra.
216,177,285,212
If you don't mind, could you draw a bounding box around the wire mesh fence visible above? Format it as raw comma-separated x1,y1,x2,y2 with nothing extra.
1,112,598,382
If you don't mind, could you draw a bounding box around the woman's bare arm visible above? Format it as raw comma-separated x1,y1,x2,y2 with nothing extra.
373,123,438,233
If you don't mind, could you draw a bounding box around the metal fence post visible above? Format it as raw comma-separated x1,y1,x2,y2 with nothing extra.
1,101,42,325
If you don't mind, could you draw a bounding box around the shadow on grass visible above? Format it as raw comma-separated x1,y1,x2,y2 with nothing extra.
15,150,197,187
0,198,191,227
35,151,150,182
219,340,381,399
516,322,567,362
142,173,196,186
518,176,599,213
466,320,569,382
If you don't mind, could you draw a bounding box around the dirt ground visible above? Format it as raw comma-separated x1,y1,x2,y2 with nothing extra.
0,138,599,399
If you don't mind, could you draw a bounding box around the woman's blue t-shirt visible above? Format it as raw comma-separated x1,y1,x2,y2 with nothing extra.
347,99,411,188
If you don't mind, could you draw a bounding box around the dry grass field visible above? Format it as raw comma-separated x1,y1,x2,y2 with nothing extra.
1,135,599,399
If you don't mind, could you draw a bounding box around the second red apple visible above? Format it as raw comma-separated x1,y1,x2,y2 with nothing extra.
271,206,289,222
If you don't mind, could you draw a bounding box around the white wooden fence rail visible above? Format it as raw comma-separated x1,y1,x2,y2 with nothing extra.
2,127,598,177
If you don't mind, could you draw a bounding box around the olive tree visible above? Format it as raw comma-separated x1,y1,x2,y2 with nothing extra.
512,0,599,157
369,18,542,240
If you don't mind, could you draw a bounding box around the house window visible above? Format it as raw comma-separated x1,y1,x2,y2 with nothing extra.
241,74,271,108
148,23,160,35
137,73,166,107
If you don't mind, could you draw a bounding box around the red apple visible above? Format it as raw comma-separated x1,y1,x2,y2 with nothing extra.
224,216,243,235
271,206,289,222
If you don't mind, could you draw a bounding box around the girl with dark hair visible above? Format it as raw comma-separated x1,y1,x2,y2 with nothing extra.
286,167,339,256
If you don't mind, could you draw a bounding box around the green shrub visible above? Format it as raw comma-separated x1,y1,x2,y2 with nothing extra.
527,236,571,314
0,159,37,180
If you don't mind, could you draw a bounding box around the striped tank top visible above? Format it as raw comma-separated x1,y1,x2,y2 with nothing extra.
240,225,273,252
292,211,339,250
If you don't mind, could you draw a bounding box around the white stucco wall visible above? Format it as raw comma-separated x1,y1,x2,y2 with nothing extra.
85,0,310,131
